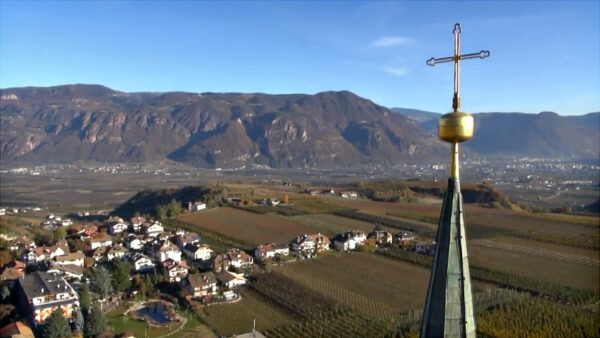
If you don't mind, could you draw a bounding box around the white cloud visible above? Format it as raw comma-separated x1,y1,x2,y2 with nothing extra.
372,36,412,47
384,67,407,76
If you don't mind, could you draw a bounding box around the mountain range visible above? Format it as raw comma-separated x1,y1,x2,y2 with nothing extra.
0,84,597,168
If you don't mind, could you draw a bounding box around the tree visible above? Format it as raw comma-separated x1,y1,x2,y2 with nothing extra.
156,205,168,220
54,227,66,241
166,199,181,218
79,283,91,314
89,267,112,299
84,303,106,337
43,307,71,338
0,250,12,268
144,275,156,297
111,260,132,292
33,232,53,246
283,194,290,204
72,309,84,334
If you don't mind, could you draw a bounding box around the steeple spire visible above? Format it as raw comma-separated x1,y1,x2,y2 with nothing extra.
420,23,489,338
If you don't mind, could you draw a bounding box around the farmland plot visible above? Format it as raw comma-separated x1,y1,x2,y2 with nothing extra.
178,207,316,245
274,252,431,316
200,288,295,336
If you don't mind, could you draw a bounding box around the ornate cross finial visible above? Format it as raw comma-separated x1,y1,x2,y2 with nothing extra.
427,23,490,112
427,23,490,179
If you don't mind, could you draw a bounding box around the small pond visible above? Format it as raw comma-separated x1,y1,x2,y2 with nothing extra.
134,302,174,325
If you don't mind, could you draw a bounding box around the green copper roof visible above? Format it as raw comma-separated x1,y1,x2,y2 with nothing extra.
421,177,476,338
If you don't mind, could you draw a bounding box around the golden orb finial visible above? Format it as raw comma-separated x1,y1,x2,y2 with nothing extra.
438,111,474,143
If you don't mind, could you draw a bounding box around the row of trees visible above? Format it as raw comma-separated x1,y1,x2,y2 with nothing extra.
42,304,105,338
156,199,183,219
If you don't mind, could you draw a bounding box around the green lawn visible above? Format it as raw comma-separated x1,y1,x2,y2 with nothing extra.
106,303,213,338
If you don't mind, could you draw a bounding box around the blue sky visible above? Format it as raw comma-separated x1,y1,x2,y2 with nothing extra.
1,1,598,115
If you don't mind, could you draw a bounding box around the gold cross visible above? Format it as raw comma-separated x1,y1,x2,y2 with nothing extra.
427,23,490,112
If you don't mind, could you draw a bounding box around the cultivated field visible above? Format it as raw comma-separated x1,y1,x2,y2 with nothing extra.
178,207,316,245
200,288,295,336
274,252,431,316
468,245,599,291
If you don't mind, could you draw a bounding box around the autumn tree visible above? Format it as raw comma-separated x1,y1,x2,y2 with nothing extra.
0,250,11,268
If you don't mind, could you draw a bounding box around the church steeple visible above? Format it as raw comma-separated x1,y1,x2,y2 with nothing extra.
420,23,489,338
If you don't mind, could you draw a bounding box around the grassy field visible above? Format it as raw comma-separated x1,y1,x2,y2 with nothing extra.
178,207,316,246
199,288,296,336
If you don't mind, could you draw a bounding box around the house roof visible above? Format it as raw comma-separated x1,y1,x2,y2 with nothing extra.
19,271,71,299
90,233,113,243
216,271,245,284
48,263,83,276
227,248,252,261
55,251,85,262
0,321,34,338
108,245,128,254
188,272,216,288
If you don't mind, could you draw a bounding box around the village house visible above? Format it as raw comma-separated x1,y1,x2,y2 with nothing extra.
368,229,394,245
47,263,84,281
130,253,155,272
54,252,85,267
60,219,73,227
92,246,109,262
226,248,253,268
153,241,182,263
212,254,231,273
176,232,201,248
332,233,357,251
143,222,164,237
8,237,35,252
162,259,189,283
262,198,280,206
74,225,98,239
24,243,69,264
106,245,128,261
340,191,358,199
253,243,289,262
291,233,331,254
124,235,144,251
0,208,5,216
348,230,367,245
108,221,129,235
188,201,206,212
216,271,247,288
186,272,217,298
183,243,213,261
395,231,416,245
17,271,79,326
89,233,113,250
